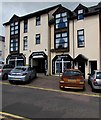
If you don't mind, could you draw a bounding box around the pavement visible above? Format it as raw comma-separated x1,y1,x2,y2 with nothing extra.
1,73,101,95
28,73,60,89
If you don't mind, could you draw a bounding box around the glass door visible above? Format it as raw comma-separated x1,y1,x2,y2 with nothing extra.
55,61,62,74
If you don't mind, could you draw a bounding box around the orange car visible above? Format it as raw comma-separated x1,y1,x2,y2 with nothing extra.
59,69,85,90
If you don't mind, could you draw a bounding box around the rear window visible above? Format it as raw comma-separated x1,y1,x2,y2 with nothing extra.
63,70,81,76
12,67,27,72
96,72,101,79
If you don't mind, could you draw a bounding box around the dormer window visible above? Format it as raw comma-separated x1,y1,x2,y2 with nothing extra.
77,9,84,20
55,12,68,29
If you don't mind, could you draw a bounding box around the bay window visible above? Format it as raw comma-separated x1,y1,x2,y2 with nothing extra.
55,12,68,29
55,32,68,49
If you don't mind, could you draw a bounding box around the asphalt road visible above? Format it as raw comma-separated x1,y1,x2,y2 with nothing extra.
2,83,101,119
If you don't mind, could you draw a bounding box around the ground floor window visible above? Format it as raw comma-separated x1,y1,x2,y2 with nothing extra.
6,54,25,67
52,54,73,74
55,60,71,74
9,58,24,67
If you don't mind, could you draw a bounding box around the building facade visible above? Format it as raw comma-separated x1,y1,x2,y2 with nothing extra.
0,36,5,64
3,3,101,78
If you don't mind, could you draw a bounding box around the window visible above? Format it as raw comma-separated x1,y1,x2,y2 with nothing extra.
77,29,84,47
55,32,68,49
0,51,2,56
23,36,28,50
36,16,40,26
77,9,84,20
10,38,18,52
10,22,18,35
55,12,68,29
36,34,40,44
24,20,28,33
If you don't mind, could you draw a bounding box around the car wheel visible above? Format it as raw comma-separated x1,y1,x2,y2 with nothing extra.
92,87,95,92
9,81,15,84
59,86,65,90
83,86,85,91
3,73,8,80
26,76,31,84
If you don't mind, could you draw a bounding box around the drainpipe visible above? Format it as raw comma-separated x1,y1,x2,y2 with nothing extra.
99,12,101,70
73,19,75,68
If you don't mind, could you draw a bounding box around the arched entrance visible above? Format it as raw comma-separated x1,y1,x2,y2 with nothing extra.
29,52,47,73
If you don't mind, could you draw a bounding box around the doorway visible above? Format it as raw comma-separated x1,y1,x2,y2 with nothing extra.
78,62,85,78
37,58,45,73
90,61,97,73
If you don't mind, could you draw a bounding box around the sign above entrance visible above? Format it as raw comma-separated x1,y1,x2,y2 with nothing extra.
33,55,44,58
29,51,47,59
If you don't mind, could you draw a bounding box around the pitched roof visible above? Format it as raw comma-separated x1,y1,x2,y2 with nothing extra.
3,4,61,26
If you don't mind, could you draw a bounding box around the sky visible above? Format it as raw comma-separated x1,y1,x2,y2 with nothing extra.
0,0,100,36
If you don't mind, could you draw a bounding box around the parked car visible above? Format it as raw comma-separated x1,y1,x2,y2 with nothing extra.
0,64,14,80
88,70,101,91
8,66,37,84
59,69,85,90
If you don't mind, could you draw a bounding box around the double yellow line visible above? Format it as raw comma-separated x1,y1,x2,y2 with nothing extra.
1,82,101,98
0,111,31,120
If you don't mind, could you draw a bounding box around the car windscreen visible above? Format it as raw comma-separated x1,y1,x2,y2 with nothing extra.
12,67,27,72
96,72,101,79
63,70,81,76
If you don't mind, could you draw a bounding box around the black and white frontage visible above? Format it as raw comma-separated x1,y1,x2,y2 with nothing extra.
29,52,48,73
52,54,73,74
6,53,26,67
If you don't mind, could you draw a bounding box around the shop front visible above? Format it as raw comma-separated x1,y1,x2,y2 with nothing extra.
52,54,73,74
6,53,26,67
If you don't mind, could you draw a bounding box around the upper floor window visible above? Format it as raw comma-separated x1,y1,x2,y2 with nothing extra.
23,36,28,50
55,12,68,29
36,34,40,44
36,16,40,26
10,22,18,35
77,9,84,20
77,29,85,47
10,38,18,52
24,20,28,33
55,32,68,49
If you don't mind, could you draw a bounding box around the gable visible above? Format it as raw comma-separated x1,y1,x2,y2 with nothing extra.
9,14,19,22
74,4,88,13
53,5,72,17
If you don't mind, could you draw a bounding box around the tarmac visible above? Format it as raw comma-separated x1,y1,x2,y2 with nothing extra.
28,73,60,90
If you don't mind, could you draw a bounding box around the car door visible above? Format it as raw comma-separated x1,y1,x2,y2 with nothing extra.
90,71,95,85
28,67,33,79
